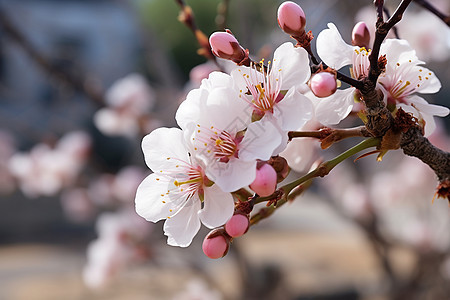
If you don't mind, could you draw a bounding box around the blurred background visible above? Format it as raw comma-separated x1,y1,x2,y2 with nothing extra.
0,0,449,299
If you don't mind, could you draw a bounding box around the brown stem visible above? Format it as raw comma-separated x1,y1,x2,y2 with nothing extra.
289,126,372,149
0,8,105,106
414,0,450,26
175,0,216,62
368,0,412,84
400,127,450,182
216,0,230,31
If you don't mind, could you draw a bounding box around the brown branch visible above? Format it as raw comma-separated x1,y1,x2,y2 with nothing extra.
400,127,450,181
289,126,372,149
368,0,412,84
175,0,216,61
0,7,105,106
414,0,450,26
358,0,450,200
216,0,230,31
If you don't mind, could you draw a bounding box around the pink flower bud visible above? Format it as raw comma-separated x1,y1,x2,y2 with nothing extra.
202,230,229,259
225,214,249,237
277,1,306,37
249,163,277,197
309,72,337,98
209,31,245,63
352,22,371,49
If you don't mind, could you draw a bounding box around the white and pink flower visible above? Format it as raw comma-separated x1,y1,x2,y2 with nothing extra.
230,42,313,154
176,72,281,192
135,127,234,247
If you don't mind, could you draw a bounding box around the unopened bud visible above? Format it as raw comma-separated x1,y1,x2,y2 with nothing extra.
352,22,370,49
250,163,277,197
202,229,230,259
277,1,306,37
225,214,250,238
209,31,246,63
309,72,337,98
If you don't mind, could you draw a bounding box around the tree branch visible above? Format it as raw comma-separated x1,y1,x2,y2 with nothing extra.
0,7,105,106
414,0,450,26
358,0,450,200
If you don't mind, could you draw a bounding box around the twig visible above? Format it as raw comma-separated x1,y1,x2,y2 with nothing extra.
414,0,450,26
358,0,450,199
382,6,400,38
288,126,372,149
368,0,412,84
216,0,230,31
0,7,105,106
249,138,381,225
175,0,216,61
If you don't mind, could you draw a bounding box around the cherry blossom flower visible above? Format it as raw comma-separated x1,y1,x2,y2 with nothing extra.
176,72,281,192
377,39,449,136
315,23,449,133
230,42,313,153
314,23,372,125
135,127,234,247
94,73,155,138
8,131,91,197
356,5,450,62
83,210,151,288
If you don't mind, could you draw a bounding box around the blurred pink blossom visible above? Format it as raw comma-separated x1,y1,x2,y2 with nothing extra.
8,131,91,197
94,73,156,137
83,209,152,289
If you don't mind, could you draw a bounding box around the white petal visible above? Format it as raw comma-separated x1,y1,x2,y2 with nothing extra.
141,127,189,172
274,88,313,131
199,184,234,228
135,173,179,223
381,39,418,65
407,95,449,117
316,23,354,70
280,137,318,173
176,88,207,130
273,42,311,88
204,87,251,131
230,66,263,91
164,198,201,247
239,118,281,161
206,160,256,192
413,67,441,94
200,71,234,91
312,88,355,125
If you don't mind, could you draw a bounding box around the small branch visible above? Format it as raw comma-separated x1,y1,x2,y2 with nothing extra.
216,0,230,31
414,0,450,26
382,6,400,38
282,137,381,195
336,71,365,90
368,0,412,84
175,0,216,61
400,127,450,182
289,126,372,149
0,8,105,105
250,138,381,226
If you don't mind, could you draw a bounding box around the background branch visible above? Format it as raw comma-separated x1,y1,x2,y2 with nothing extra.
0,7,105,106
414,0,450,26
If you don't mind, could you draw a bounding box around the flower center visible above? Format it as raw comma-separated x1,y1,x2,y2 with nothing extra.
212,130,239,162
351,47,371,80
155,158,204,218
238,59,282,114
380,61,432,105
193,125,240,163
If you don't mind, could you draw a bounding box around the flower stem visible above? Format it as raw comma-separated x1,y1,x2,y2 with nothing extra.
250,137,381,226
282,137,380,195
